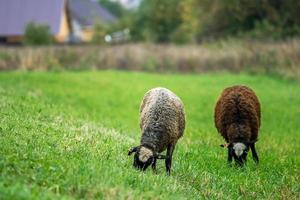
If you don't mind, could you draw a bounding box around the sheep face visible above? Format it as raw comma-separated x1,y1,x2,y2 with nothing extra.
134,146,155,170
128,146,155,171
230,142,250,166
128,146,167,171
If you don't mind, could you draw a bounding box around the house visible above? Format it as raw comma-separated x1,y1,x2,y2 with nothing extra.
0,0,71,43
0,0,117,43
69,0,117,42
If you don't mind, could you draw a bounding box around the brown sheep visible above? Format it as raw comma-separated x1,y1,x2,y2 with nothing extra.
128,87,185,175
214,85,261,166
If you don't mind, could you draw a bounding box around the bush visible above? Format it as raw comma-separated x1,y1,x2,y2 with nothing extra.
170,25,194,44
92,20,108,44
24,22,53,45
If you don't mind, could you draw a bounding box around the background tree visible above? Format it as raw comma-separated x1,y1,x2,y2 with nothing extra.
129,0,182,42
98,0,127,17
100,0,300,43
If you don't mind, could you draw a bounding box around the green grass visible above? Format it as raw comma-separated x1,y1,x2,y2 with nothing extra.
0,71,299,199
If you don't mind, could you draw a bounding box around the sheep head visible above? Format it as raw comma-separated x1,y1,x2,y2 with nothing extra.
232,142,250,166
221,142,250,166
128,145,166,171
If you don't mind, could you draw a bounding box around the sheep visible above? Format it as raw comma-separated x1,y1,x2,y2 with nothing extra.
214,85,261,166
128,87,185,175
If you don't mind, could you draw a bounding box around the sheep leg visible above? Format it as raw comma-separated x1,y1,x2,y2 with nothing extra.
250,143,259,164
227,148,233,164
166,143,175,176
152,158,157,173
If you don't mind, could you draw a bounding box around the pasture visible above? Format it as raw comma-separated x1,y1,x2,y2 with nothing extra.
0,71,299,199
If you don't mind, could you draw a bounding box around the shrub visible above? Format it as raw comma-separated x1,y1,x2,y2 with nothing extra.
245,20,282,40
170,25,194,44
24,22,53,45
92,20,107,44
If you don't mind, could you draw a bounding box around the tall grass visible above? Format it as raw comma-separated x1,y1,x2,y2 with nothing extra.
0,39,300,78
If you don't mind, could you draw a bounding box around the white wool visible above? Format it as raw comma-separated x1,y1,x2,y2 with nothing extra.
233,143,246,157
138,146,153,163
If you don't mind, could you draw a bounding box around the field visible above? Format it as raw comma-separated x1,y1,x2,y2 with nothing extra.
0,71,299,199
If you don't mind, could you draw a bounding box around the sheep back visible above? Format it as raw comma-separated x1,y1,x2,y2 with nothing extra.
214,85,261,143
140,87,185,152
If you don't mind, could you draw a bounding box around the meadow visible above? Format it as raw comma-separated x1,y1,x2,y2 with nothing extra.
0,71,299,199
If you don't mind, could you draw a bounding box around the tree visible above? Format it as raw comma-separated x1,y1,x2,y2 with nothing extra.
98,0,126,17
130,0,182,42
121,0,300,43
192,0,300,39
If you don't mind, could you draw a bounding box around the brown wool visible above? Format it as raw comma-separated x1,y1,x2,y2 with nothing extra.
214,85,261,143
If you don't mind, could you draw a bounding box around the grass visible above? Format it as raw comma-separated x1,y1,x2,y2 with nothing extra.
0,70,299,199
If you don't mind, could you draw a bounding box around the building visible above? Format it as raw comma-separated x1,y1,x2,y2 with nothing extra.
0,0,116,43
69,0,117,42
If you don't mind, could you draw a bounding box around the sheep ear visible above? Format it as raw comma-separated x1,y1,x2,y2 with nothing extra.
220,143,229,148
128,146,139,156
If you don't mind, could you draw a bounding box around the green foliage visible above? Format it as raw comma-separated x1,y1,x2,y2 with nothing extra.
98,0,126,17
245,20,282,40
130,0,182,42
126,0,300,42
0,71,299,199
24,22,53,45
176,0,202,43
170,25,194,44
